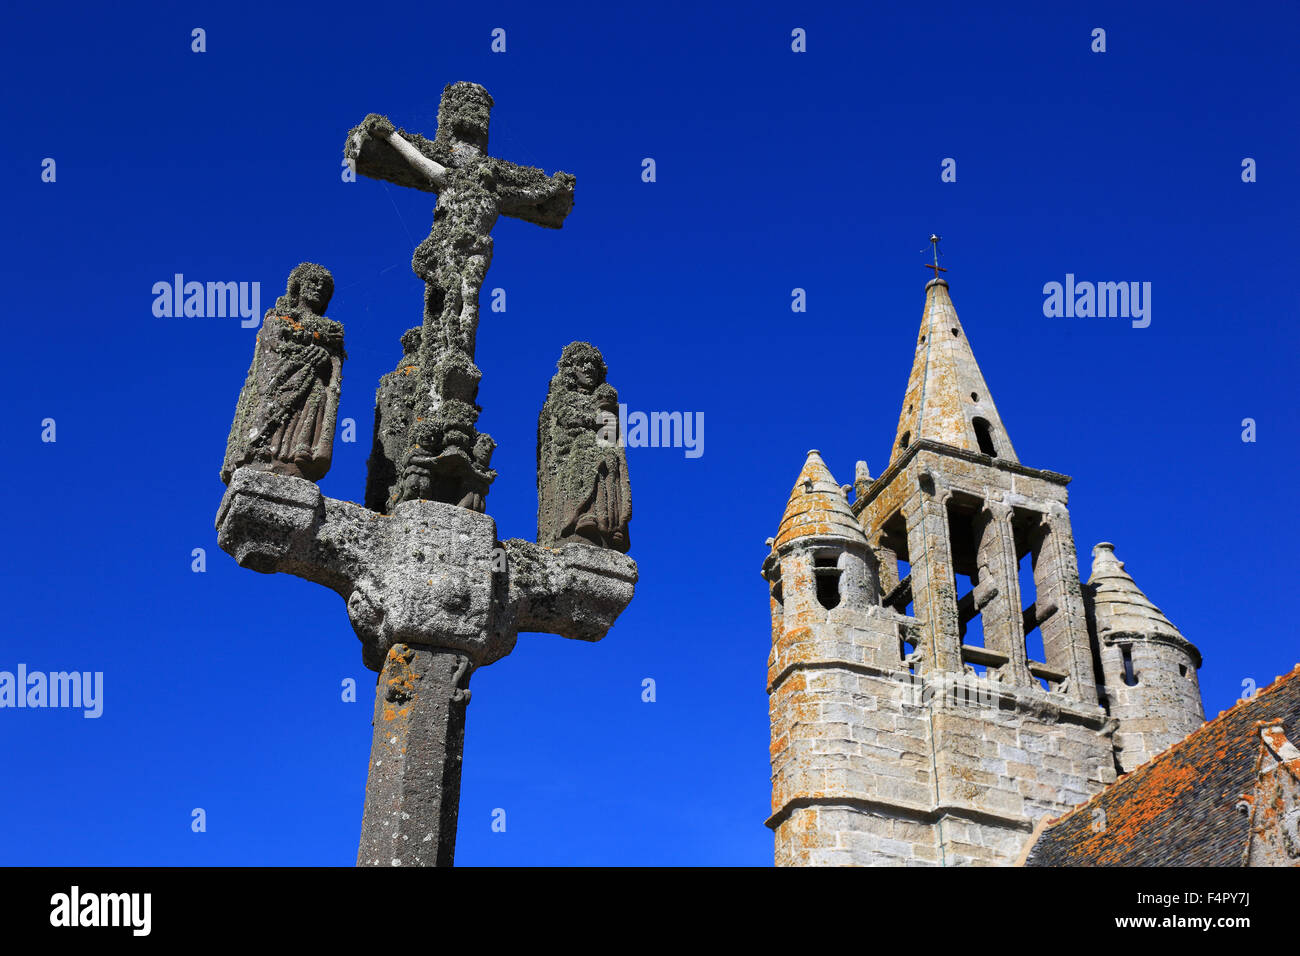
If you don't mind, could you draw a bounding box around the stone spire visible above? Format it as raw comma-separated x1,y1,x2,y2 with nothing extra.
774,450,865,549
889,278,1018,465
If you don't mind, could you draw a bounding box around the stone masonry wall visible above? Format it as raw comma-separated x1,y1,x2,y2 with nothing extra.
929,690,1115,864
1100,637,1205,773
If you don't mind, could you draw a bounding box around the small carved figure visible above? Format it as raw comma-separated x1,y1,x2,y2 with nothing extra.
365,326,422,512
537,342,631,552
221,263,344,484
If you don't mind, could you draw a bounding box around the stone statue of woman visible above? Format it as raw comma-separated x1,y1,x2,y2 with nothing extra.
536,342,631,552
221,263,345,484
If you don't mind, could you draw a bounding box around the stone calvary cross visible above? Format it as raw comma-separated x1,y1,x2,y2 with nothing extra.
215,82,636,867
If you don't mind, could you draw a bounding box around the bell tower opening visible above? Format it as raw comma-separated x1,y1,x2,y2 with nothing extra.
947,496,992,677
1017,537,1047,690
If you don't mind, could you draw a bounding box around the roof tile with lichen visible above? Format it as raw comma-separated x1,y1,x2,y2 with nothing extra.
1024,664,1300,866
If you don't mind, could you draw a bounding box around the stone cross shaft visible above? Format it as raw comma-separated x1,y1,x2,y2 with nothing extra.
215,468,636,866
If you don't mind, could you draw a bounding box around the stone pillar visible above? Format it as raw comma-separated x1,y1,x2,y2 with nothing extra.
1032,508,1097,705
874,539,900,597
358,645,473,867
836,546,878,612
974,501,1031,686
904,474,961,675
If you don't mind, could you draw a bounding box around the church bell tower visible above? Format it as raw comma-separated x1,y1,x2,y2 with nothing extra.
765,267,1127,865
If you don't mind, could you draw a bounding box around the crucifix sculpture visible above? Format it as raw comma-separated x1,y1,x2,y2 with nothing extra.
215,82,635,867
347,81,577,515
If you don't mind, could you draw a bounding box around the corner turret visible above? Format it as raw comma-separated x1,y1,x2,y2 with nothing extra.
1085,542,1204,772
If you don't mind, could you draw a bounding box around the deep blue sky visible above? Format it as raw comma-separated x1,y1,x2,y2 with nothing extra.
1,1,1296,865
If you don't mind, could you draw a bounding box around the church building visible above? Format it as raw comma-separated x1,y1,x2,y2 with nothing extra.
763,274,1299,866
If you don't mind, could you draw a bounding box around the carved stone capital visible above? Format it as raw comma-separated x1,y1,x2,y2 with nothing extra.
979,499,1012,525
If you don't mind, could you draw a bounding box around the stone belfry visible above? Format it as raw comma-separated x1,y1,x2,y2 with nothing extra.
869,275,1100,697
764,268,1127,866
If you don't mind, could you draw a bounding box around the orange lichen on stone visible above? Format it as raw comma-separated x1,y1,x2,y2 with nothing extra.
1025,665,1300,866
377,645,422,723
773,451,864,550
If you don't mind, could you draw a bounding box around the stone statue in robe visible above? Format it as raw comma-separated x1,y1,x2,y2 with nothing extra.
365,325,422,512
537,342,631,552
221,263,344,484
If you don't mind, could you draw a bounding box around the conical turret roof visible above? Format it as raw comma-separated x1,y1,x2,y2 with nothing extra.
1086,542,1190,648
774,451,865,549
889,278,1018,465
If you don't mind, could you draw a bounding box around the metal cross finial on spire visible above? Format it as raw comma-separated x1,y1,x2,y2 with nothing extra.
924,234,947,280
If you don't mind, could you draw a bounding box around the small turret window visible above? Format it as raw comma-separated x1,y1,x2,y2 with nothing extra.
813,555,841,610
1121,644,1139,686
972,418,997,457
898,430,910,450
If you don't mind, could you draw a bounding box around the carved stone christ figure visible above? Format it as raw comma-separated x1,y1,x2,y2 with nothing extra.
537,342,632,553
344,82,576,514
221,263,344,484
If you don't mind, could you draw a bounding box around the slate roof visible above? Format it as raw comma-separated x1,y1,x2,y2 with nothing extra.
1024,664,1300,866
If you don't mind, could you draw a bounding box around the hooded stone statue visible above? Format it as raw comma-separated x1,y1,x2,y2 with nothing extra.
537,342,631,552
221,262,344,484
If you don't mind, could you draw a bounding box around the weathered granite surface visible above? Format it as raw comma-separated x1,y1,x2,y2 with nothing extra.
345,82,575,514
216,467,636,865
217,468,636,671
537,342,632,553
216,82,634,868
221,263,343,484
